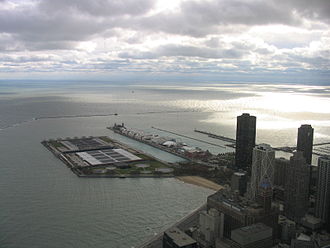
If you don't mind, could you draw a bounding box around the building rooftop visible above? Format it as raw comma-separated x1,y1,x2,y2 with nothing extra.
231,223,272,245
76,148,141,166
233,222,272,235
255,143,272,151
164,227,197,247
60,137,112,151
233,172,246,176
208,189,264,214
241,113,255,118
303,215,322,225
296,233,311,241
300,124,313,128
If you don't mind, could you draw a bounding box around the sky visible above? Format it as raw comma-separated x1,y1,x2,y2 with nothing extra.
0,0,329,83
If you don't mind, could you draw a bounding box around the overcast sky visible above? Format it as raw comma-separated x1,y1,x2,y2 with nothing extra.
0,0,329,83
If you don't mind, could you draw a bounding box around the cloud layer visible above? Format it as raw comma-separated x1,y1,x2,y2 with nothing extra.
0,0,329,82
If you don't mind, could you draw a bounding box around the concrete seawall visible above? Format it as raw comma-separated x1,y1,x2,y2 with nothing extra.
136,204,206,248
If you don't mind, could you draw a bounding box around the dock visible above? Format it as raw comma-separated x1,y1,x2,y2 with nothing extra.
152,127,226,148
108,126,191,160
194,129,330,156
194,129,236,143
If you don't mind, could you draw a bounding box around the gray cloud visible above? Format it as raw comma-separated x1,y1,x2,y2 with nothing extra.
0,0,329,52
0,8,106,43
279,0,330,22
130,0,301,37
0,0,328,47
119,44,245,59
0,0,329,81
39,0,155,17
181,0,299,26
0,0,154,50
0,55,53,63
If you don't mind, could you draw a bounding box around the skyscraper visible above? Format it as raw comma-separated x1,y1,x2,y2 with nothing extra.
284,151,310,222
315,156,330,232
231,172,247,196
235,113,256,171
274,158,289,188
207,189,279,241
250,144,275,200
297,124,314,165
257,178,273,213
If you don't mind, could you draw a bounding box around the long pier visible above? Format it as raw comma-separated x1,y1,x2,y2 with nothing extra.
314,142,330,146
35,110,196,120
194,129,235,143
151,127,226,148
108,127,191,160
194,129,330,155
35,113,118,120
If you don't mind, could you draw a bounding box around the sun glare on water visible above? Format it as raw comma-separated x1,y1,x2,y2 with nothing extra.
166,90,330,131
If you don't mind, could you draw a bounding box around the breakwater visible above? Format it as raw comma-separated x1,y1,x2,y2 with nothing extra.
194,129,236,143
152,127,226,148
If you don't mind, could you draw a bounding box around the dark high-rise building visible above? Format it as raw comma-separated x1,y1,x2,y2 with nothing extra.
235,113,256,171
315,156,330,232
231,172,247,196
257,178,273,213
284,151,310,222
297,124,314,165
273,158,289,201
274,158,289,188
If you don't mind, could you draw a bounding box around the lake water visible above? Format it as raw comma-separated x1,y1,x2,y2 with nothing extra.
0,80,329,247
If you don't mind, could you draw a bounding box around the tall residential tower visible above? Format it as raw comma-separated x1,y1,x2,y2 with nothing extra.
297,124,314,165
235,113,256,171
284,151,310,222
315,156,330,232
250,144,275,200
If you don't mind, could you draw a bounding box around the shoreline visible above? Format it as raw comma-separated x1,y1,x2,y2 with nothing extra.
176,176,224,191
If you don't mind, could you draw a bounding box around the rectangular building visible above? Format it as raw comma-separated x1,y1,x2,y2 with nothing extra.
284,151,310,222
274,158,289,188
250,144,275,201
231,172,247,196
315,156,330,232
231,223,273,248
235,113,256,172
163,227,197,248
207,189,278,240
297,124,314,165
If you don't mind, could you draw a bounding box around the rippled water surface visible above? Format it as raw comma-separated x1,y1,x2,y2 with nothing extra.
0,81,329,247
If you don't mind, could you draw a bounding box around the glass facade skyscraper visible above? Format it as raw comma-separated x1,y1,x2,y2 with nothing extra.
235,113,256,172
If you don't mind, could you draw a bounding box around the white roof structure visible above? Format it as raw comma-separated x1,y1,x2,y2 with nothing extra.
76,148,141,166
163,141,177,147
77,152,102,165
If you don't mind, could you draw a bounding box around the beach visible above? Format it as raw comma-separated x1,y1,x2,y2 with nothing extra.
177,176,224,191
